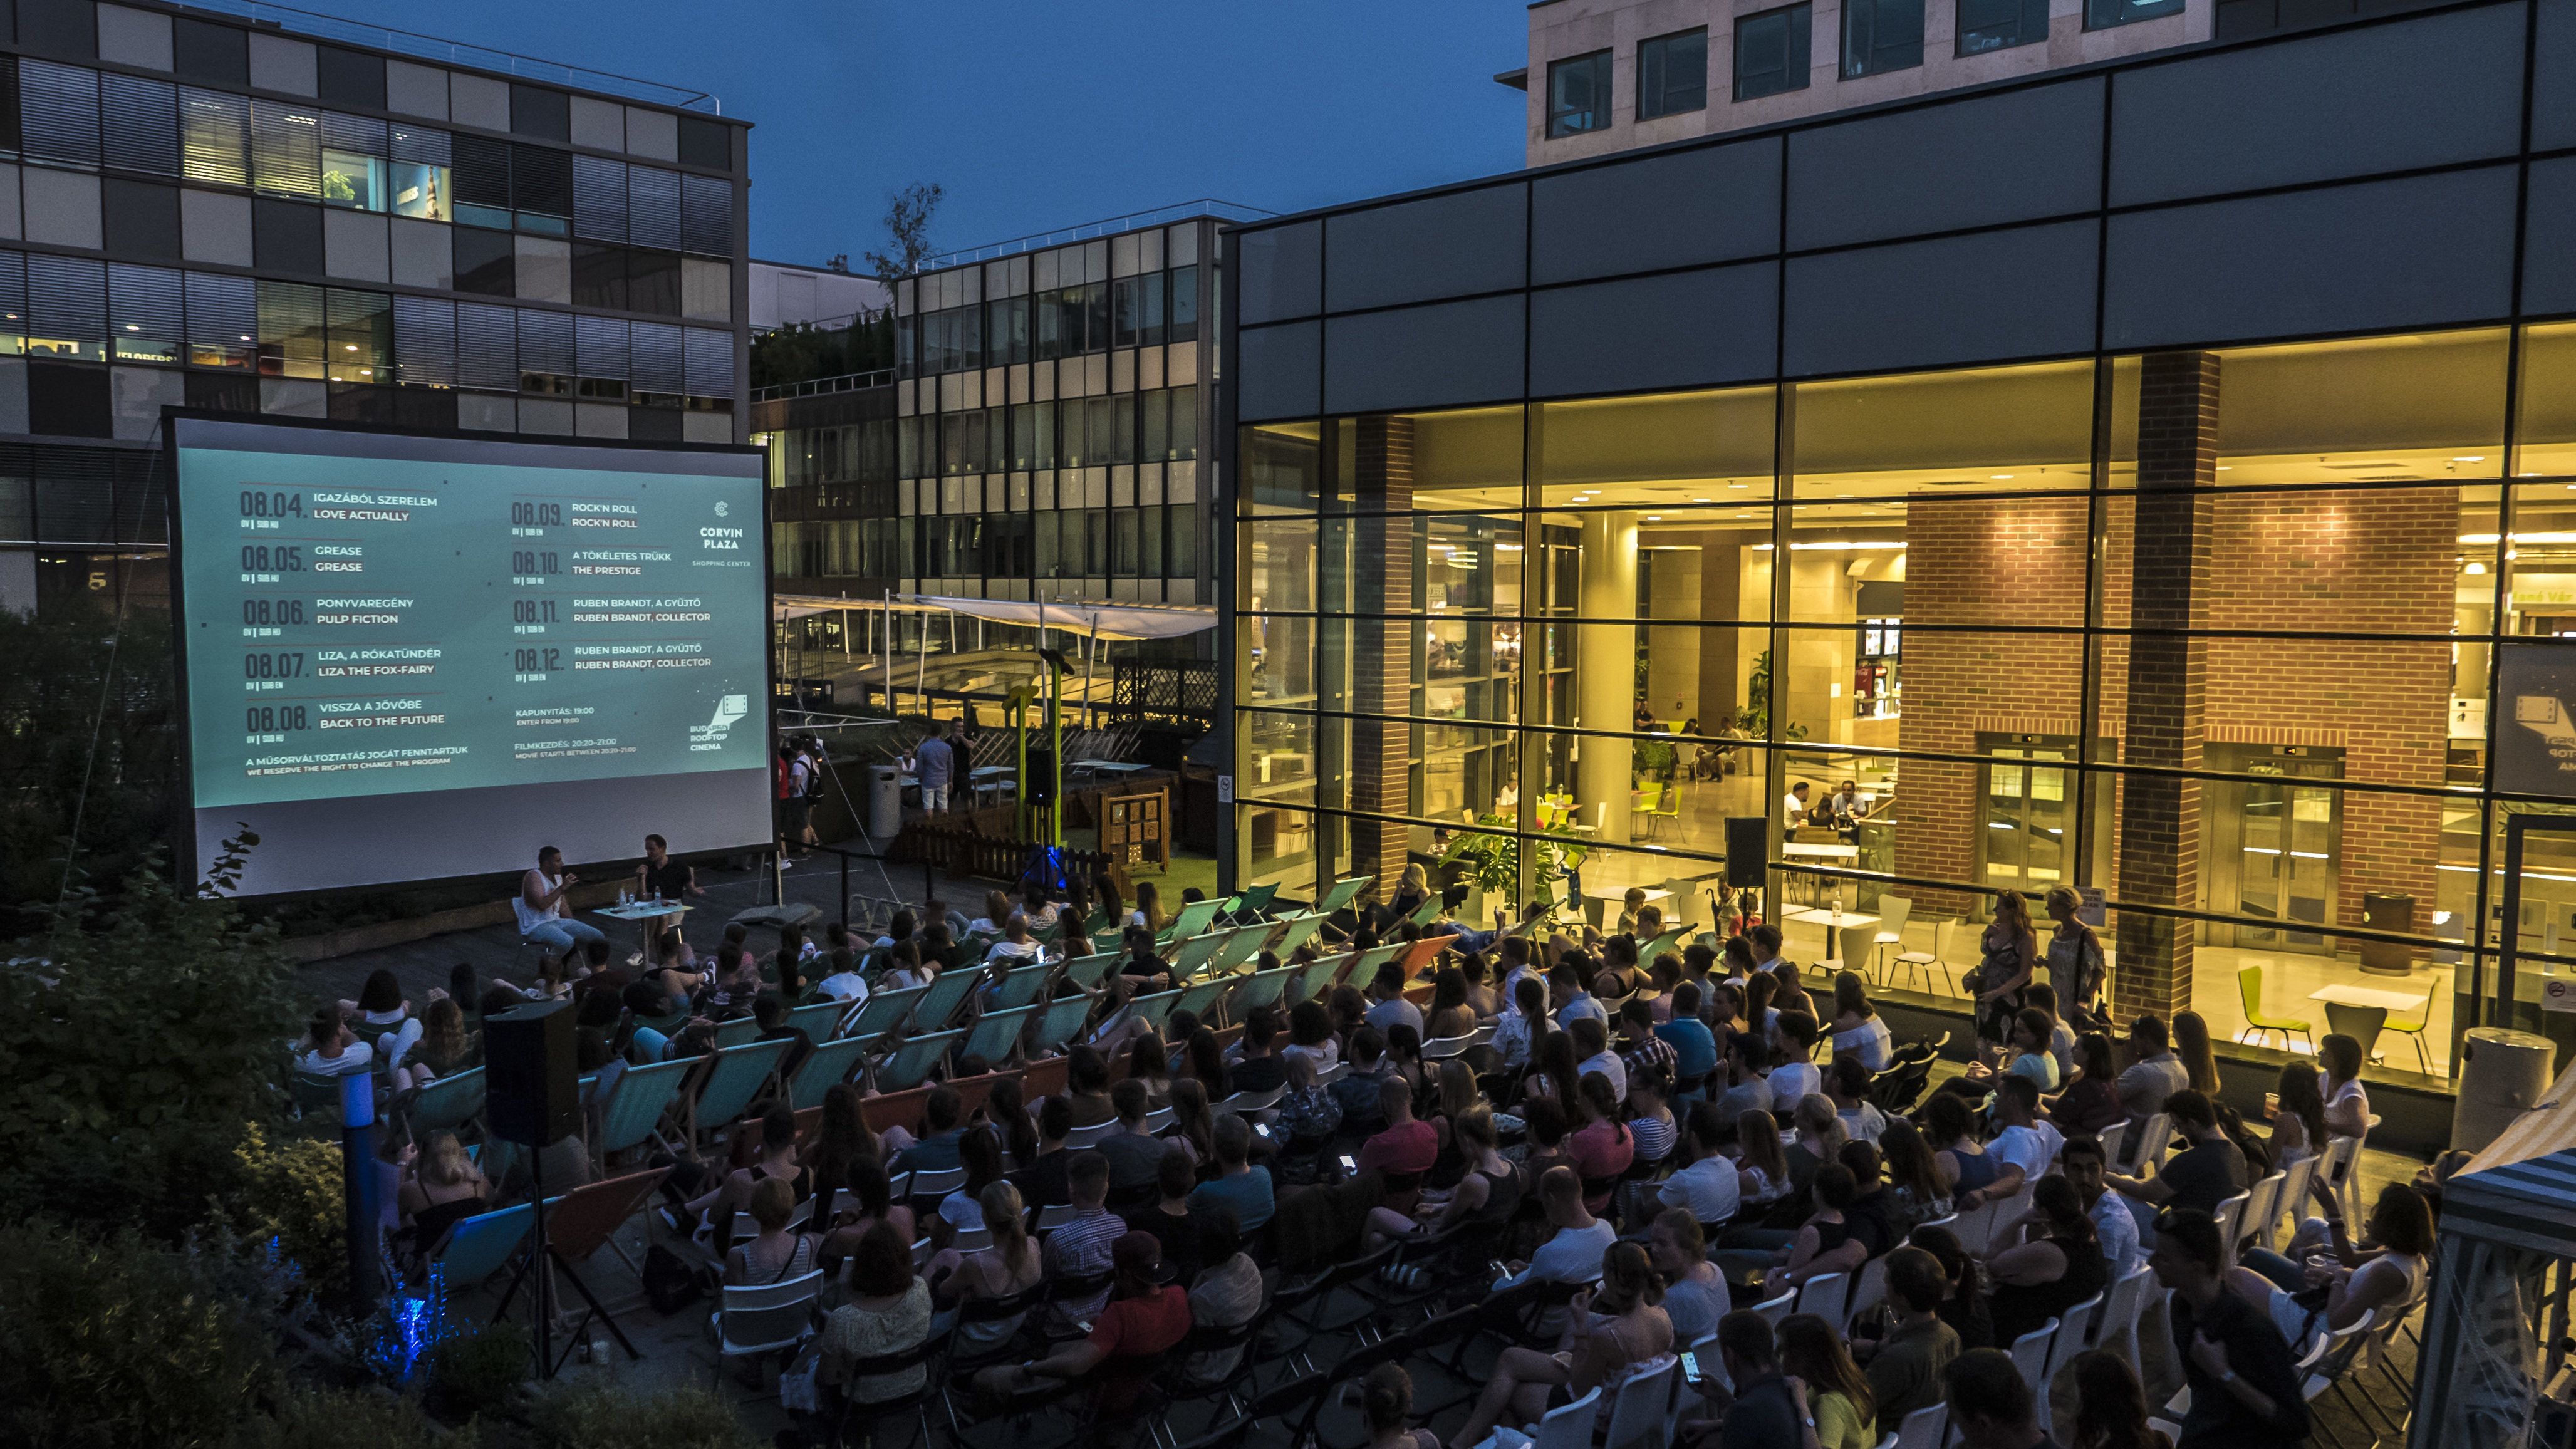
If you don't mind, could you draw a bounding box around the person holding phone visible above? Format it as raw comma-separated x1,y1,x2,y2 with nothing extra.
1448,1240,1674,1449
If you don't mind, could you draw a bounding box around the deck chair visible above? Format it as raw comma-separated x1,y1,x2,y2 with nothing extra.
1228,882,1280,923
963,1004,1041,1065
1403,895,1445,928
1272,912,1329,958
844,984,930,1042
1173,928,1232,978
1294,952,1349,1002
1315,875,1371,915
913,966,989,1031
1126,988,1187,1032
712,1017,760,1048
1173,977,1235,1023
1348,942,1405,983
1160,898,1225,942
1397,932,1460,979
1208,926,1269,976
422,1201,534,1289
1229,964,1300,1019
1061,952,1120,991
592,1057,695,1165
987,962,1058,1010
876,1028,965,1091
689,1037,794,1143
785,1000,844,1042
405,1065,487,1136
505,1166,669,1357
1034,995,1094,1052
1637,925,1690,968
786,1036,873,1110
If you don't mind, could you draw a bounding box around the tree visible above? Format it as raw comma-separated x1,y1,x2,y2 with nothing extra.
863,182,944,283
0,598,178,937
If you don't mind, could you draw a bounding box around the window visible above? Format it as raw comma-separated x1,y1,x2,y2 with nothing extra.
1168,265,1199,344
1735,5,1813,100
680,174,731,256
255,279,325,378
173,18,249,86
571,244,626,311
185,270,256,370
250,101,321,199
573,154,626,242
511,143,573,236
107,264,181,364
102,73,178,176
1546,50,1613,138
1958,0,2050,52
2086,0,2184,26
180,87,249,188
1638,29,1707,120
21,60,100,169
989,295,1029,366
628,167,681,251
1113,273,1161,350
452,227,515,298
1842,0,1923,78
393,296,454,387
390,127,452,222
326,288,390,385
452,136,511,231
320,112,387,212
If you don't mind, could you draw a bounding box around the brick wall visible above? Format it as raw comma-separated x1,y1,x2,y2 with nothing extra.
1894,351,2455,1018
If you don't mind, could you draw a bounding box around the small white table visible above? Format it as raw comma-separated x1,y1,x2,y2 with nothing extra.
597,900,689,962
1780,842,1861,863
2308,982,2428,1014
1786,906,1880,930
1069,759,1151,782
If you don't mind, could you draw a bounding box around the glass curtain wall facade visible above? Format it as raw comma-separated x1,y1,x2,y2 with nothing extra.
1227,0,2576,1087
1237,334,2565,1078
890,217,1214,610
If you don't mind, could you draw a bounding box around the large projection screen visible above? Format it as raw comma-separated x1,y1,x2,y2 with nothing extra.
169,416,772,896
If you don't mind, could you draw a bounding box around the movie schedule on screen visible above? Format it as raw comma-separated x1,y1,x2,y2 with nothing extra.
169,418,773,896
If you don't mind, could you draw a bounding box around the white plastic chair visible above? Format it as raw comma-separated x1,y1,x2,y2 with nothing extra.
1893,1403,1949,1449
1213,1084,1284,1116
2038,1294,2101,1425
1034,1203,1079,1232
1872,896,1914,982
1316,1060,1349,1086
2135,1112,2173,1173
1793,1270,1849,1330
2319,1130,2367,1223
2237,1173,2283,1255
2094,1120,2127,1173
2097,1266,2156,1365
1752,1289,1795,1329
1603,1355,1678,1449
712,1267,825,1381
2264,1156,2318,1250
1530,1383,1604,1449
1894,919,1963,995
1846,1255,1890,1330
1064,1120,1118,1148
2212,1190,2251,1267
2007,1318,2057,1397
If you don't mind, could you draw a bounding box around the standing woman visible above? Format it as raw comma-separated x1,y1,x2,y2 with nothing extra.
2043,885,2109,1032
1973,891,2040,1047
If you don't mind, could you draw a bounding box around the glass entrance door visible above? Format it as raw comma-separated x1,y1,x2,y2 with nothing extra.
1976,739,2072,893
2203,746,2343,952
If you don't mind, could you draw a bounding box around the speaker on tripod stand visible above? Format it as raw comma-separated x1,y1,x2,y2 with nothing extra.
485,1000,578,1376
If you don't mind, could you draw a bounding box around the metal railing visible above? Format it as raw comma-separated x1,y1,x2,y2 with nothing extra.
172,0,722,112
918,199,1274,272
752,368,896,403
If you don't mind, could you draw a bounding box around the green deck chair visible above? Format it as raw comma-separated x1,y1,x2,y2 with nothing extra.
1293,952,1349,1004
1315,876,1371,915
1270,913,1329,958
1637,925,1691,969
913,965,989,1031
1229,882,1280,923
1034,994,1094,1052
1228,964,1299,1019
405,1065,486,1136
1158,898,1224,943
876,1028,964,1091
988,962,1059,1010
1061,953,1119,992
963,1004,1042,1065
712,1017,760,1049
845,984,930,1042
786,1000,845,1041
593,1057,694,1161
2236,965,2315,1054
1126,988,1186,1032
425,1202,533,1289
1172,927,1231,978
1173,977,1233,1024
691,1037,794,1140
1405,895,1445,928
1208,927,1268,977
787,1036,873,1110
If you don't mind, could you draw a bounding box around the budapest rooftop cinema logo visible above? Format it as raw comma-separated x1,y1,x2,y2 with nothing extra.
690,693,749,752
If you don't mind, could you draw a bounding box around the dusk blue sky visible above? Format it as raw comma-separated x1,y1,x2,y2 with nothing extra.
306,0,1530,266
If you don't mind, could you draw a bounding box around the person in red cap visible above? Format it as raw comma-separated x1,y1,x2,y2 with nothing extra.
970,1229,1192,1405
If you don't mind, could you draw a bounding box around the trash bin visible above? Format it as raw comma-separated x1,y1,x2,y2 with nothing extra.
2360,891,2415,975
866,764,903,842
2452,1026,2556,1155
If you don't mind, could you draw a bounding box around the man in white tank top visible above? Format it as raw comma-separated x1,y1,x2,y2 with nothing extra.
515,845,608,961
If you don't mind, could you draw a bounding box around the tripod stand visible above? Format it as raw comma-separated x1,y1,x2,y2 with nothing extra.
490,1140,641,1376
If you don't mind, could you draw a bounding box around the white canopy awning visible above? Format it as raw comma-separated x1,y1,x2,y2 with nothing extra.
772,592,1215,642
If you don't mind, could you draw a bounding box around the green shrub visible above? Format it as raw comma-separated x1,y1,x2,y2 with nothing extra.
428,1321,530,1419
217,1123,350,1302
529,1376,765,1449
0,1220,282,1449
236,1386,465,1449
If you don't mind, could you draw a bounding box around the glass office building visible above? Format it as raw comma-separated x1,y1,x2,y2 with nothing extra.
1221,0,2576,1087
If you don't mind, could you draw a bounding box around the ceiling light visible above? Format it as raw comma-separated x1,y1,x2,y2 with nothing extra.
1646,516,1663,522
1990,474,2013,480
2456,455,2486,463
2216,466,2232,472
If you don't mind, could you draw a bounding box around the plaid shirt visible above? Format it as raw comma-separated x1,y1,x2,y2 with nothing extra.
1620,1030,1678,1087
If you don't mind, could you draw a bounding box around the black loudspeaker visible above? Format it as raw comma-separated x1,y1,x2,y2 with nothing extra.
485,1000,580,1147
1725,817,1769,889
1026,748,1058,805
